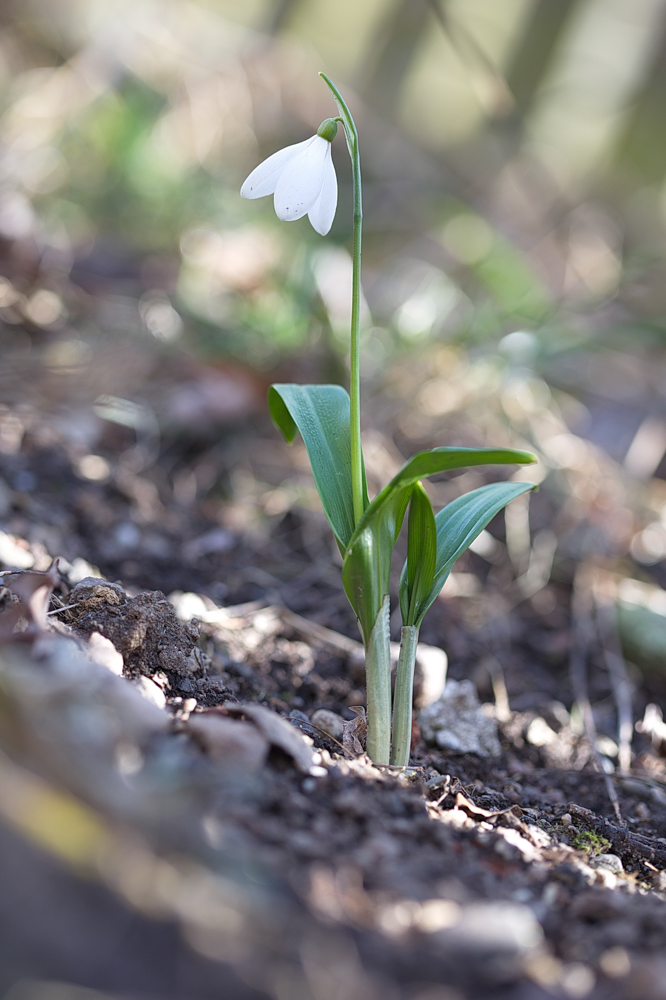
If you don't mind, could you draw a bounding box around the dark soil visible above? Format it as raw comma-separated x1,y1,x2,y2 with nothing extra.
2,397,666,1000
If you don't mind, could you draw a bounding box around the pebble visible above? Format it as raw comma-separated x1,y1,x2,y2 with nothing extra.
310,709,345,741
436,900,543,971
186,713,268,771
419,679,501,758
134,675,166,709
87,631,124,675
590,854,623,874
559,963,595,998
598,947,631,979
526,716,558,747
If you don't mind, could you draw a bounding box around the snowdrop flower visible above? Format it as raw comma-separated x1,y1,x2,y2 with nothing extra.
241,118,338,236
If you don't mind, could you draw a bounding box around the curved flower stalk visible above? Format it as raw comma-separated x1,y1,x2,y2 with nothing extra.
243,75,537,765
241,120,339,236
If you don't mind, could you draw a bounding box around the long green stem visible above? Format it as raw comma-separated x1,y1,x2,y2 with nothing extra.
365,595,392,764
348,131,364,527
319,72,364,526
320,74,391,763
390,625,420,766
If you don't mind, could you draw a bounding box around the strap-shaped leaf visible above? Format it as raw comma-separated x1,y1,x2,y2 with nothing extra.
343,446,535,641
269,383,368,549
403,482,437,627
399,480,536,627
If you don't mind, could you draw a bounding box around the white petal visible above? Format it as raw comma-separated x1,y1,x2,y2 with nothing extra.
240,138,313,199
274,136,329,222
308,144,337,235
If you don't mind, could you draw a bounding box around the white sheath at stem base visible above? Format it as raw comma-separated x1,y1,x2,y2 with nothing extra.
364,595,392,765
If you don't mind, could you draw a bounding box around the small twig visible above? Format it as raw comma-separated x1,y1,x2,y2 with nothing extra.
279,607,363,658
46,604,78,616
482,654,511,723
303,722,354,759
570,563,624,825
592,570,633,775
615,772,666,792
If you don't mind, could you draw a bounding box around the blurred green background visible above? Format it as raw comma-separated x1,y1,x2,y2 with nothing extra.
1,0,665,369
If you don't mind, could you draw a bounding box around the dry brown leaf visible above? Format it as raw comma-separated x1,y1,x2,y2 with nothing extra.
0,564,59,640
342,707,367,756
186,713,269,772
222,702,315,773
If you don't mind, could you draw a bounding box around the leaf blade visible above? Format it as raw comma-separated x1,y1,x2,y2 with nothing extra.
399,480,537,626
403,482,437,627
269,383,366,548
343,446,536,641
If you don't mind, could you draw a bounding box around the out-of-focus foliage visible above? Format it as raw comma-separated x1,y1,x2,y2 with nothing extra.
0,0,665,373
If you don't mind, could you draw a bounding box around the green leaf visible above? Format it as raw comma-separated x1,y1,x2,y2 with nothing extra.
400,480,536,627
269,383,368,549
343,446,536,641
404,482,437,627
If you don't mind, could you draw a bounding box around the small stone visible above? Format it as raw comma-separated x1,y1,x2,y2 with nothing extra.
419,679,501,758
525,716,558,747
87,631,123,675
187,713,268,771
559,963,595,998
133,675,166,709
224,702,315,773
598,946,630,979
310,709,345,741
437,900,543,967
168,590,209,621
413,898,460,932
590,854,623,874
0,531,35,569
414,643,448,707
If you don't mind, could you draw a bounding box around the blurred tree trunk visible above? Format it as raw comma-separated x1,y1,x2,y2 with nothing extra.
264,0,302,36
506,0,578,111
502,0,579,130
361,0,433,118
612,10,666,185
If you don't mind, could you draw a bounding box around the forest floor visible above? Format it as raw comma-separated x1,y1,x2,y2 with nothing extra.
2,354,666,1000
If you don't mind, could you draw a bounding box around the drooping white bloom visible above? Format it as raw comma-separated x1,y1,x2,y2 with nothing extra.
241,130,338,236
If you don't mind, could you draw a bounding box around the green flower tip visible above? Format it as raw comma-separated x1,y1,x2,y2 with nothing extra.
317,118,338,143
